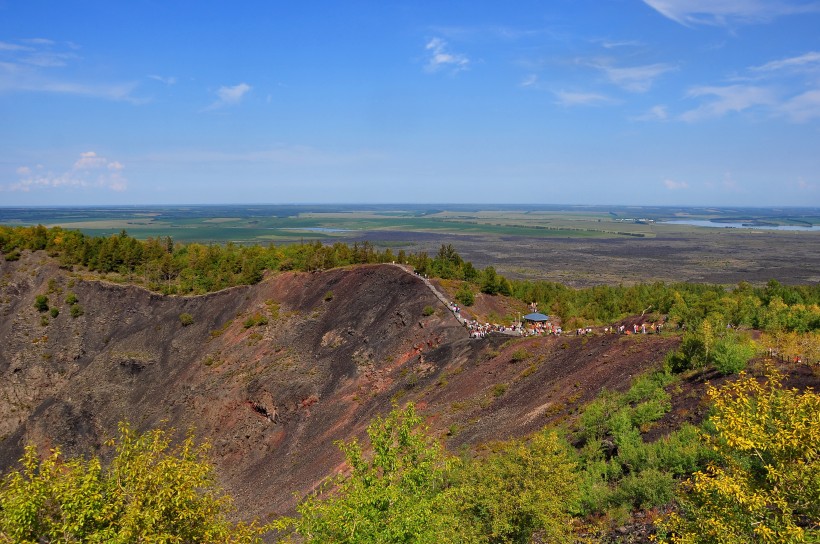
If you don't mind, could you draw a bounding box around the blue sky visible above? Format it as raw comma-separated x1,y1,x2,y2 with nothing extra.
1,0,819,207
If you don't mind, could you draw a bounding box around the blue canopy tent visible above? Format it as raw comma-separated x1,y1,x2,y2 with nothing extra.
523,312,550,322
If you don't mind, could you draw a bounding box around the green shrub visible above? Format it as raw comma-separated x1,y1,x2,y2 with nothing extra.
70,304,84,318
455,283,475,307
323,290,334,301
49,307,59,318
649,424,710,476
492,383,508,397
615,468,674,510
630,397,671,428
422,305,435,316
34,295,49,312
510,348,531,363
712,336,756,375
243,313,268,328
65,292,78,305
179,312,194,326
579,393,618,441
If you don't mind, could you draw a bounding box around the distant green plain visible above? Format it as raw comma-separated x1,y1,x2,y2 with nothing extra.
1,204,818,245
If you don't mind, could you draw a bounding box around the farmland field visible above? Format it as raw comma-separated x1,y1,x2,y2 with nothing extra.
2,204,819,287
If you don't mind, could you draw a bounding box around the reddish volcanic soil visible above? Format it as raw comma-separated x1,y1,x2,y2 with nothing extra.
1,250,816,529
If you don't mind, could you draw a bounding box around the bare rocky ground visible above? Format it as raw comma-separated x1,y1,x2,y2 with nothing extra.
1,250,817,540
347,228,820,286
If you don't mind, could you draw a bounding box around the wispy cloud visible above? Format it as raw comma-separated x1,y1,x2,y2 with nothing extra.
796,177,817,191
148,74,177,85
749,51,820,73
634,105,669,121
680,84,777,121
723,171,742,192
663,178,689,190
4,152,127,193
553,90,614,107
643,0,820,26
427,24,557,43
0,38,138,102
598,39,644,49
0,41,32,52
424,38,469,74
593,61,677,92
779,89,820,122
204,82,252,111
518,74,548,91
692,51,820,122
23,38,58,46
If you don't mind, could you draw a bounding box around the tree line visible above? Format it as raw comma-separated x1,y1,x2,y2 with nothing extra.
2,225,819,335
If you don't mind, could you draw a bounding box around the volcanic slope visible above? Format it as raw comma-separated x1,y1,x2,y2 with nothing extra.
0,250,678,522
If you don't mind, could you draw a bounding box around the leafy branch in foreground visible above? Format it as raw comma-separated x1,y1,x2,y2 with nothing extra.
658,368,820,543
0,422,270,544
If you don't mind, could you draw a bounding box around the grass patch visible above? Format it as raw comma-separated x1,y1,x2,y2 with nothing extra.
510,348,531,363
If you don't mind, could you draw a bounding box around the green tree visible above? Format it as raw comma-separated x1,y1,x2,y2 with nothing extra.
0,422,269,543
481,266,502,295
455,282,475,307
453,431,579,544
711,333,756,375
288,404,478,543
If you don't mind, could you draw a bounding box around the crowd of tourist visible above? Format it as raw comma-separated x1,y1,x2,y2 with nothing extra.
446,302,664,339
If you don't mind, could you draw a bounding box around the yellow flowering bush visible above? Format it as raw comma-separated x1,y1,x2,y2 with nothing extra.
658,368,819,543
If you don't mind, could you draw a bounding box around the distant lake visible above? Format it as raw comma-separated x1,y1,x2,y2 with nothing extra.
279,227,351,233
663,220,820,231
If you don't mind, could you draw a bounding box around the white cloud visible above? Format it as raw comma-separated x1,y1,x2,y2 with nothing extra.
643,0,820,26
553,90,614,106
23,38,57,46
74,151,108,170
0,39,138,102
751,51,820,72
148,74,177,85
663,179,689,190
6,152,127,193
634,105,669,121
596,62,676,92
599,39,644,49
699,51,820,122
680,84,777,121
217,83,251,103
204,82,252,110
723,172,742,192
424,38,470,73
796,177,817,191
779,89,820,122
22,51,77,68
0,41,32,52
